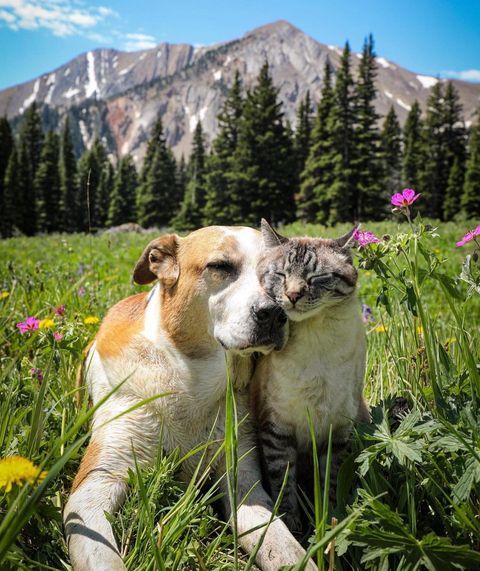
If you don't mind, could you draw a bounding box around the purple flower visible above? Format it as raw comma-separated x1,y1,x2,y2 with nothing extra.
77,287,86,297
456,225,480,247
30,368,43,382
353,229,381,247
54,304,66,316
391,188,421,208
362,303,373,323
16,317,40,334
77,263,85,276
53,331,64,342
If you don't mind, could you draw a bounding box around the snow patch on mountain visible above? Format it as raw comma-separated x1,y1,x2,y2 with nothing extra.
20,79,40,113
384,90,393,99
85,52,98,98
213,70,222,81
417,75,438,89
64,87,80,98
396,98,411,111
377,57,395,69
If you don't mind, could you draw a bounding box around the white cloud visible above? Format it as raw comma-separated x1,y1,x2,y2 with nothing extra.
442,69,480,82
0,0,117,37
124,32,156,51
0,1,156,50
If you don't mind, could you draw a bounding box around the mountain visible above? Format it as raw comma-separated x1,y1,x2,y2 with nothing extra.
1,20,479,164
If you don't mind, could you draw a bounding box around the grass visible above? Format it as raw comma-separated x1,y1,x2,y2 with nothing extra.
0,219,479,570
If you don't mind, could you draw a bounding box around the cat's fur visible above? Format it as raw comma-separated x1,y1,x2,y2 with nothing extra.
252,220,369,532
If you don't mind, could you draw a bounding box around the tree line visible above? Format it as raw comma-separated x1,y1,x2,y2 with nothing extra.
1,36,479,238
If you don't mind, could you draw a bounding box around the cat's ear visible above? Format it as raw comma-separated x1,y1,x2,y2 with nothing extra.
336,225,358,249
261,219,288,248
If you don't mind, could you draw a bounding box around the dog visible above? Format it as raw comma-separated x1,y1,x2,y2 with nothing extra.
64,226,317,571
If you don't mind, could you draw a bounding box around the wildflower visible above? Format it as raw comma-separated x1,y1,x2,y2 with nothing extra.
375,324,388,333
353,229,381,247
455,225,480,247
84,316,99,325
362,303,373,323
391,188,421,208
39,318,55,329
53,331,64,342
0,291,10,300
0,455,47,492
30,367,44,382
55,304,66,316
77,263,85,276
77,286,86,297
16,316,40,334
416,325,423,335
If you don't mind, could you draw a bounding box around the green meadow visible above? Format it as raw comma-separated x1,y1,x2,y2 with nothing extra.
0,219,479,570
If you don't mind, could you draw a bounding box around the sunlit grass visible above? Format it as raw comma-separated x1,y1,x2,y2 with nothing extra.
0,220,479,569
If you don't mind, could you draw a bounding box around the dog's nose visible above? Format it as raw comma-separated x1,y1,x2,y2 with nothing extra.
286,291,302,305
251,302,287,328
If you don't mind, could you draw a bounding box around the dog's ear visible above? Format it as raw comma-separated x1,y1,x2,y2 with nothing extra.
260,219,288,249
133,234,180,287
335,225,358,249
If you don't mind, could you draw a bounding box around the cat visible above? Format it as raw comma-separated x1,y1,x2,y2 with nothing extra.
251,219,370,532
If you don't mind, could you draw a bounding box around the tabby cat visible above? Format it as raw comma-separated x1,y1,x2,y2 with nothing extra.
252,220,369,532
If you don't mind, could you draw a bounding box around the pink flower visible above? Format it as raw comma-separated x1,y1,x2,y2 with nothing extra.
16,316,40,334
77,287,86,297
53,332,64,342
391,188,421,208
55,304,66,316
456,225,480,247
353,229,381,247
30,367,43,382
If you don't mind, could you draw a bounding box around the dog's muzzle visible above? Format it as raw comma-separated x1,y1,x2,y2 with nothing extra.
249,301,287,351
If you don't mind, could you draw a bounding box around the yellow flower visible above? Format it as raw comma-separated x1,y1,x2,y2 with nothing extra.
0,455,47,492
84,316,100,325
39,318,55,329
416,325,424,335
375,324,388,333
445,337,456,345
0,291,10,300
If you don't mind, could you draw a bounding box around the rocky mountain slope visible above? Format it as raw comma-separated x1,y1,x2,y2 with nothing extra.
1,20,479,163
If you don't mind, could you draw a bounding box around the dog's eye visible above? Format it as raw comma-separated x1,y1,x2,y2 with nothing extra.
207,261,235,274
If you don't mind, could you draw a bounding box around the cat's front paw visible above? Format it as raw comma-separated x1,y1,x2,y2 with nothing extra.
282,510,303,534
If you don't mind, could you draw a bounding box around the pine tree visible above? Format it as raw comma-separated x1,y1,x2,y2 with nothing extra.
77,139,110,231
173,121,207,231
0,117,13,236
298,60,335,223
35,131,61,233
442,82,466,219
18,102,44,235
402,100,424,191
176,154,188,204
328,43,357,224
229,61,296,225
461,111,480,218
203,71,244,225
1,144,21,238
353,35,383,220
381,106,402,196
137,115,178,228
294,91,313,190
420,81,446,219
107,155,138,226
59,117,79,232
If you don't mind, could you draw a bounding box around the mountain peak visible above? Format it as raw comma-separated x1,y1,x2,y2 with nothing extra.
245,19,302,38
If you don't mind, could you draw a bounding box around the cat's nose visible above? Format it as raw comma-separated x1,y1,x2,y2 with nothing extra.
286,291,303,305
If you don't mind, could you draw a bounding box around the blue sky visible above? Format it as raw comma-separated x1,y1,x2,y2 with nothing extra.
0,0,479,90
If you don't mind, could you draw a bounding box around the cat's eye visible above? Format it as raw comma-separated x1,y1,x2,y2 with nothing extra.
206,261,236,274
274,271,286,279
308,273,334,285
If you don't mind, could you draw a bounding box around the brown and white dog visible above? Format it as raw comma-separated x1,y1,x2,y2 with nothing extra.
64,225,317,571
